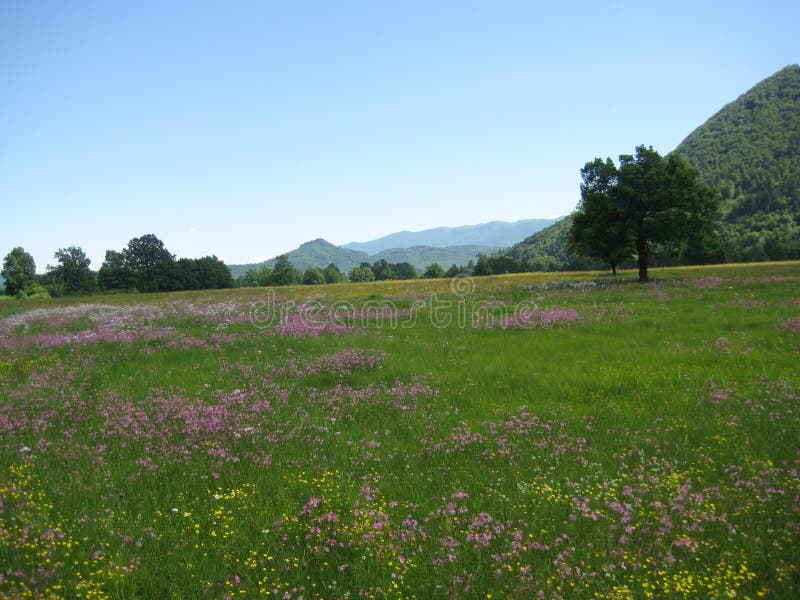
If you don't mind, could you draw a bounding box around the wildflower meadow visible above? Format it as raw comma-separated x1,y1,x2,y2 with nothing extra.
1,263,798,599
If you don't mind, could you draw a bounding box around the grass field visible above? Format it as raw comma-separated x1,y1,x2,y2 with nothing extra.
1,262,799,599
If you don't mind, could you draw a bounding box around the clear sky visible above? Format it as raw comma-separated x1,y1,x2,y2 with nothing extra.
1,0,798,270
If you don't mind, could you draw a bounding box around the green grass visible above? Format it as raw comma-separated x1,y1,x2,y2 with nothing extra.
1,262,799,598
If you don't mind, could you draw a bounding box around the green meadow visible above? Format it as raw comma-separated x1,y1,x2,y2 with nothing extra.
1,262,798,599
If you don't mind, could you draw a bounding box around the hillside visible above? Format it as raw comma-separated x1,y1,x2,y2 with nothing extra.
228,239,369,278
504,216,605,271
371,245,501,269
343,218,558,254
504,65,800,269
674,64,800,261
228,239,505,277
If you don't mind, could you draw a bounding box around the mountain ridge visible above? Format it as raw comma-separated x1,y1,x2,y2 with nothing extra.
501,65,800,270
342,218,559,254
228,218,560,276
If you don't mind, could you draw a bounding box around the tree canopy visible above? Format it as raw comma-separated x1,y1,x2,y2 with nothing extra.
2,247,37,297
571,146,719,281
46,246,96,296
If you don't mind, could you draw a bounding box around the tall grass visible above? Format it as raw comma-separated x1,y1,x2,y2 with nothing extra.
1,262,798,598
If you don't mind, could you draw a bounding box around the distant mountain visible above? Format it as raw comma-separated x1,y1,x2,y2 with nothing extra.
371,245,502,269
342,218,559,254
503,65,800,270
228,238,505,277
228,239,369,278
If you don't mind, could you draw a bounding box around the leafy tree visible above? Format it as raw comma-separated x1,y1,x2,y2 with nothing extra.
472,255,493,276
423,263,445,278
322,263,346,284
271,255,301,286
123,234,177,292
570,158,634,275
571,146,718,281
348,265,375,282
2,247,37,297
197,256,233,289
98,250,135,291
46,246,96,295
303,267,326,285
372,259,397,281
175,256,233,290
445,264,471,278
237,264,274,287
392,262,417,280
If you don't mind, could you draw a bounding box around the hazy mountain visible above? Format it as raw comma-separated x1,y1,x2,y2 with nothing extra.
228,239,369,278
503,65,800,269
228,238,504,276
342,218,559,255
371,245,502,269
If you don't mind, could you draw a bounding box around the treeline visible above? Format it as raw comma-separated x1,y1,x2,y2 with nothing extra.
234,256,477,287
1,234,232,299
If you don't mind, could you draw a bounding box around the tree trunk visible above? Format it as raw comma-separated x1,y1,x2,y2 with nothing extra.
637,243,649,282
611,263,617,276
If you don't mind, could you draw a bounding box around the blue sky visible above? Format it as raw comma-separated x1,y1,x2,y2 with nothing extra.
1,1,798,270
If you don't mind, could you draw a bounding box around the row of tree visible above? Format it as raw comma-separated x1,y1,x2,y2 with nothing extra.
2,151,725,297
234,257,474,287
1,235,233,298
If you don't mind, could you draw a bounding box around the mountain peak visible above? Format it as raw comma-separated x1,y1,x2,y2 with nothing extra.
342,218,559,255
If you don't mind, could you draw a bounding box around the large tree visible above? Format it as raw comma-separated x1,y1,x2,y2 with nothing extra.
98,250,135,291
571,146,719,281
270,255,301,286
123,234,176,292
2,247,36,296
322,263,346,284
570,158,633,275
47,246,96,295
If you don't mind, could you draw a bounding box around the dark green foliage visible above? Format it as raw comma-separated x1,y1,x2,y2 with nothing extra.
271,255,302,286
123,234,177,292
445,264,471,277
45,246,96,296
322,263,346,284
100,236,232,292
98,250,135,291
1,247,39,297
675,64,800,261
391,262,417,280
571,146,719,281
570,159,633,275
348,265,375,282
423,263,445,278
174,256,233,290
303,267,326,285
372,259,396,281
236,265,274,288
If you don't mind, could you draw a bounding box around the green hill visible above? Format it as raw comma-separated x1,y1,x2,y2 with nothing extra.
343,219,558,254
228,239,369,278
674,64,800,261
370,245,502,270
504,65,800,269
228,239,505,277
